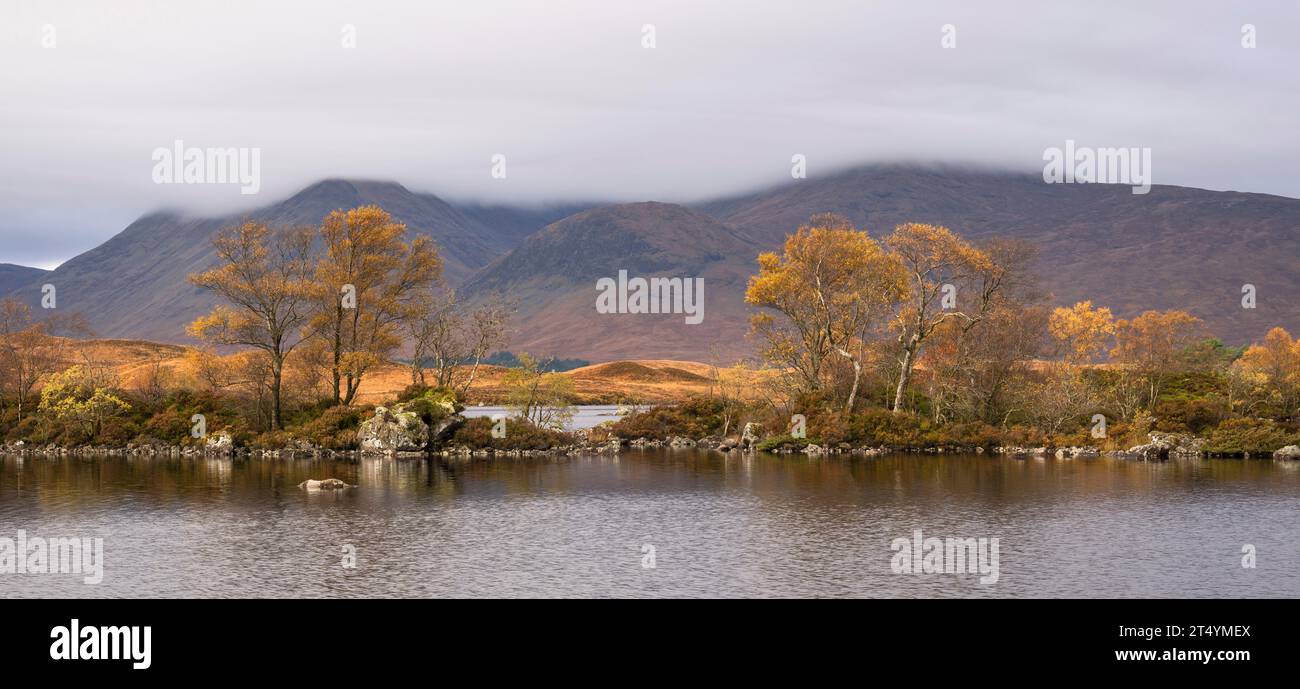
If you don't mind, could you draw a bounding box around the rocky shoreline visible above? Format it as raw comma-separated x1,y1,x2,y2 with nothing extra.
4,430,1299,461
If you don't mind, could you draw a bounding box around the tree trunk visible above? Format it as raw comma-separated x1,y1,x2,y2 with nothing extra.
344,375,360,406
331,308,343,405
892,340,917,412
837,348,861,413
271,356,284,429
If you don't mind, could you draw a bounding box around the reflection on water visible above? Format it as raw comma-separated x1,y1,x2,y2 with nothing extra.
1,451,1296,598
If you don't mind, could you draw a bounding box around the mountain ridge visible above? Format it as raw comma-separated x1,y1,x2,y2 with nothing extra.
6,165,1299,360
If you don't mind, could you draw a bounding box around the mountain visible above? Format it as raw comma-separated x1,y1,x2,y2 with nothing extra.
6,165,1299,360
697,164,1300,350
4,180,588,342
0,263,49,297
461,202,761,362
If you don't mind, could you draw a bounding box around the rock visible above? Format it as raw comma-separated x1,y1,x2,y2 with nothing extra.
430,415,465,444
803,443,825,455
357,406,430,454
205,431,234,451
298,478,353,491
1125,432,1205,461
1273,445,1300,460
1055,446,1099,459
741,422,762,449
996,446,1048,457
1125,442,1166,461
668,436,696,448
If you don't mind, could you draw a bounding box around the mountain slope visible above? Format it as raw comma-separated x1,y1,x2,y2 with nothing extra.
461,202,761,362
3,180,572,342
0,263,50,297
6,165,1298,359
700,165,1300,348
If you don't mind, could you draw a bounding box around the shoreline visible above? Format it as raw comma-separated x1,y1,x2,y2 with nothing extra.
5,436,1297,461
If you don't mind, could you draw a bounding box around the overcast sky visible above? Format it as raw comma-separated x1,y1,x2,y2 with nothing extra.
1,0,1297,268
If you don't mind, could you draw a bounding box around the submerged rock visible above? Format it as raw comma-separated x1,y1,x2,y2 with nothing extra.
298,478,353,491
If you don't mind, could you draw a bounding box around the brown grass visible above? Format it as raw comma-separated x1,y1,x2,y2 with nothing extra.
63,338,772,405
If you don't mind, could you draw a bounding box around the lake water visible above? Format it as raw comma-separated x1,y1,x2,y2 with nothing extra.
2,449,1296,598
461,404,644,430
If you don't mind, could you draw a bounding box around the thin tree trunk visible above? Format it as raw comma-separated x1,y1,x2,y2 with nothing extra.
271,356,284,429
836,347,861,413
893,341,917,412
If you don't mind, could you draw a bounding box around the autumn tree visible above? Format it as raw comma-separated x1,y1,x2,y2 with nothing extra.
406,288,512,394
1048,301,1116,364
309,206,442,406
745,214,906,411
189,221,316,429
38,364,132,440
924,239,1046,425
1232,327,1300,419
0,298,78,421
503,353,576,429
885,223,998,412
1110,310,1206,411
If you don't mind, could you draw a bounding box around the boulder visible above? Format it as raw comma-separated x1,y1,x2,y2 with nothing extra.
205,431,233,452
357,406,430,454
741,422,762,449
668,436,697,448
1273,445,1300,460
1126,432,1205,461
298,478,353,491
431,414,466,444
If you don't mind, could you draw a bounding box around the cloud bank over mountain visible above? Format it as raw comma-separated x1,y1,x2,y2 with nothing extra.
2,1,1298,267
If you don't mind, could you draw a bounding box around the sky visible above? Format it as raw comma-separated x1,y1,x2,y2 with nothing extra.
1,0,1297,269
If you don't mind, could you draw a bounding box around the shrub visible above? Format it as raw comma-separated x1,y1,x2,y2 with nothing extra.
141,406,194,445
401,388,460,427
1204,417,1298,456
609,396,727,439
450,416,575,450
1154,397,1227,434
289,404,371,450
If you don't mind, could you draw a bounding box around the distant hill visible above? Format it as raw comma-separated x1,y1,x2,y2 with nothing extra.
0,263,48,296
460,202,761,362
7,166,1299,360
697,164,1300,351
3,180,588,341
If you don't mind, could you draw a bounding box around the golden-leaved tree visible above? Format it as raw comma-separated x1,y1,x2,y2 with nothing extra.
923,238,1045,424
1048,300,1116,365
1111,310,1206,410
745,214,906,411
1232,327,1300,418
189,221,316,429
309,206,442,405
885,223,999,412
